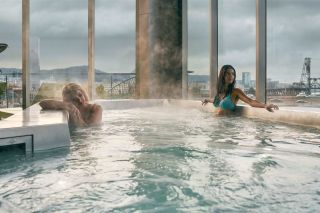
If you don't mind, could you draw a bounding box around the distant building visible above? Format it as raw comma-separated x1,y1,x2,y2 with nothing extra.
236,80,244,89
267,78,280,89
250,80,256,88
242,72,251,89
188,75,209,97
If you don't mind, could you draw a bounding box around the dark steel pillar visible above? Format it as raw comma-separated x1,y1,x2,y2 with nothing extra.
209,0,218,99
136,0,184,98
256,0,267,103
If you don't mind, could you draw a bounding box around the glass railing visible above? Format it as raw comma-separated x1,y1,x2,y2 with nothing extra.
0,0,22,108
267,0,320,107
218,0,256,101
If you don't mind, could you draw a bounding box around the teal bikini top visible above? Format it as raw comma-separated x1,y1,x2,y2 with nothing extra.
213,94,236,111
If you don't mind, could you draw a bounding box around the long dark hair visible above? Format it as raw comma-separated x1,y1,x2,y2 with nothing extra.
216,64,236,97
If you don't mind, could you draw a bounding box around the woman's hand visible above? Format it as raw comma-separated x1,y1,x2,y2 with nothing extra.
265,103,279,112
201,98,210,106
64,103,79,115
65,103,87,127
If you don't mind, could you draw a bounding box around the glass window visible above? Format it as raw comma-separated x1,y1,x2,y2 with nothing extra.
95,0,135,99
267,0,320,107
0,0,22,108
188,0,210,99
218,0,256,97
30,0,88,103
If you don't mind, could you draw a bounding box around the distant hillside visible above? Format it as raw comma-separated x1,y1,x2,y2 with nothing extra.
0,68,21,75
0,66,209,83
41,65,107,75
0,66,111,75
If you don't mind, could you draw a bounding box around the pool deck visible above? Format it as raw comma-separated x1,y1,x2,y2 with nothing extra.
0,104,70,154
240,105,320,128
171,100,320,128
0,99,319,154
97,99,320,128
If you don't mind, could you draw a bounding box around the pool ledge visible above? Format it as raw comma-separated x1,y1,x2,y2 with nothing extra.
239,106,320,128
97,99,320,128
0,103,70,153
3,99,316,154
170,100,320,128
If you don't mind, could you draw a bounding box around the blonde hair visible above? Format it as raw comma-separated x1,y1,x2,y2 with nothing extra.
62,83,89,103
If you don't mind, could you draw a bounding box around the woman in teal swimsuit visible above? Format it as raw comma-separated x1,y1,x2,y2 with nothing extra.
202,65,278,114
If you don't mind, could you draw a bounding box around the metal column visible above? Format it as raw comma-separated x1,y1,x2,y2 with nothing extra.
209,0,218,99
22,0,30,109
88,0,95,100
182,0,188,99
256,0,267,103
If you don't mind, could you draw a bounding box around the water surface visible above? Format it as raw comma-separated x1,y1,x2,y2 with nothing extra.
0,106,320,212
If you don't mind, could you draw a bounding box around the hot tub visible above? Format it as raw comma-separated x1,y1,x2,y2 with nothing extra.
0,99,319,212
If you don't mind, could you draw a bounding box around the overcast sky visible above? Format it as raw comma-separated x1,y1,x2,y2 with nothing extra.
1,0,320,83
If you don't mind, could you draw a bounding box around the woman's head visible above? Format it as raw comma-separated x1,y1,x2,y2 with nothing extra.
217,65,236,95
62,83,89,105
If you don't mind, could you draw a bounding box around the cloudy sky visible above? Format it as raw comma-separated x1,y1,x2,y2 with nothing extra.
1,0,320,83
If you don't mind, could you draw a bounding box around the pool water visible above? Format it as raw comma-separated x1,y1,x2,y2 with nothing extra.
0,106,320,212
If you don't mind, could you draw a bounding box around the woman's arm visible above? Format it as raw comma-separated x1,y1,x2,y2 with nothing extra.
40,99,87,127
68,109,87,127
202,98,214,106
39,99,69,110
234,88,279,112
86,104,103,125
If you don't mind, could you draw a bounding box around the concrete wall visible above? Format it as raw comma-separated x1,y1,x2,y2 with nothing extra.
0,104,70,153
136,0,183,98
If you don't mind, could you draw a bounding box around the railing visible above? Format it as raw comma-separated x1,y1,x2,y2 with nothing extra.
0,74,22,108
106,76,136,98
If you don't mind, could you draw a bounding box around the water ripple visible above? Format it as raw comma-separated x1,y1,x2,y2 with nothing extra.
0,106,320,212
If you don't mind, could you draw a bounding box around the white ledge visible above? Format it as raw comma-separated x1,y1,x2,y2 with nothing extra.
1,99,319,155
170,100,320,128
239,105,320,128
96,99,320,128
0,104,70,153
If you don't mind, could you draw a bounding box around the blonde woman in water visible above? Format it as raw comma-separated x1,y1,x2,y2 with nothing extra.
40,83,102,127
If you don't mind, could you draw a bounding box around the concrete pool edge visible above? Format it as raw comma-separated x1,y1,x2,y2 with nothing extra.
169,99,320,128
1,99,319,153
0,103,70,153
96,99,320,128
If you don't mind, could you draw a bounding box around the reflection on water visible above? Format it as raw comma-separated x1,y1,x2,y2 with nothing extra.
0,106,320,212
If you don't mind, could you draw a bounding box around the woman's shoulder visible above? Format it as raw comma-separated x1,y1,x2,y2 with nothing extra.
232,88,245,94
84,103,103,125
